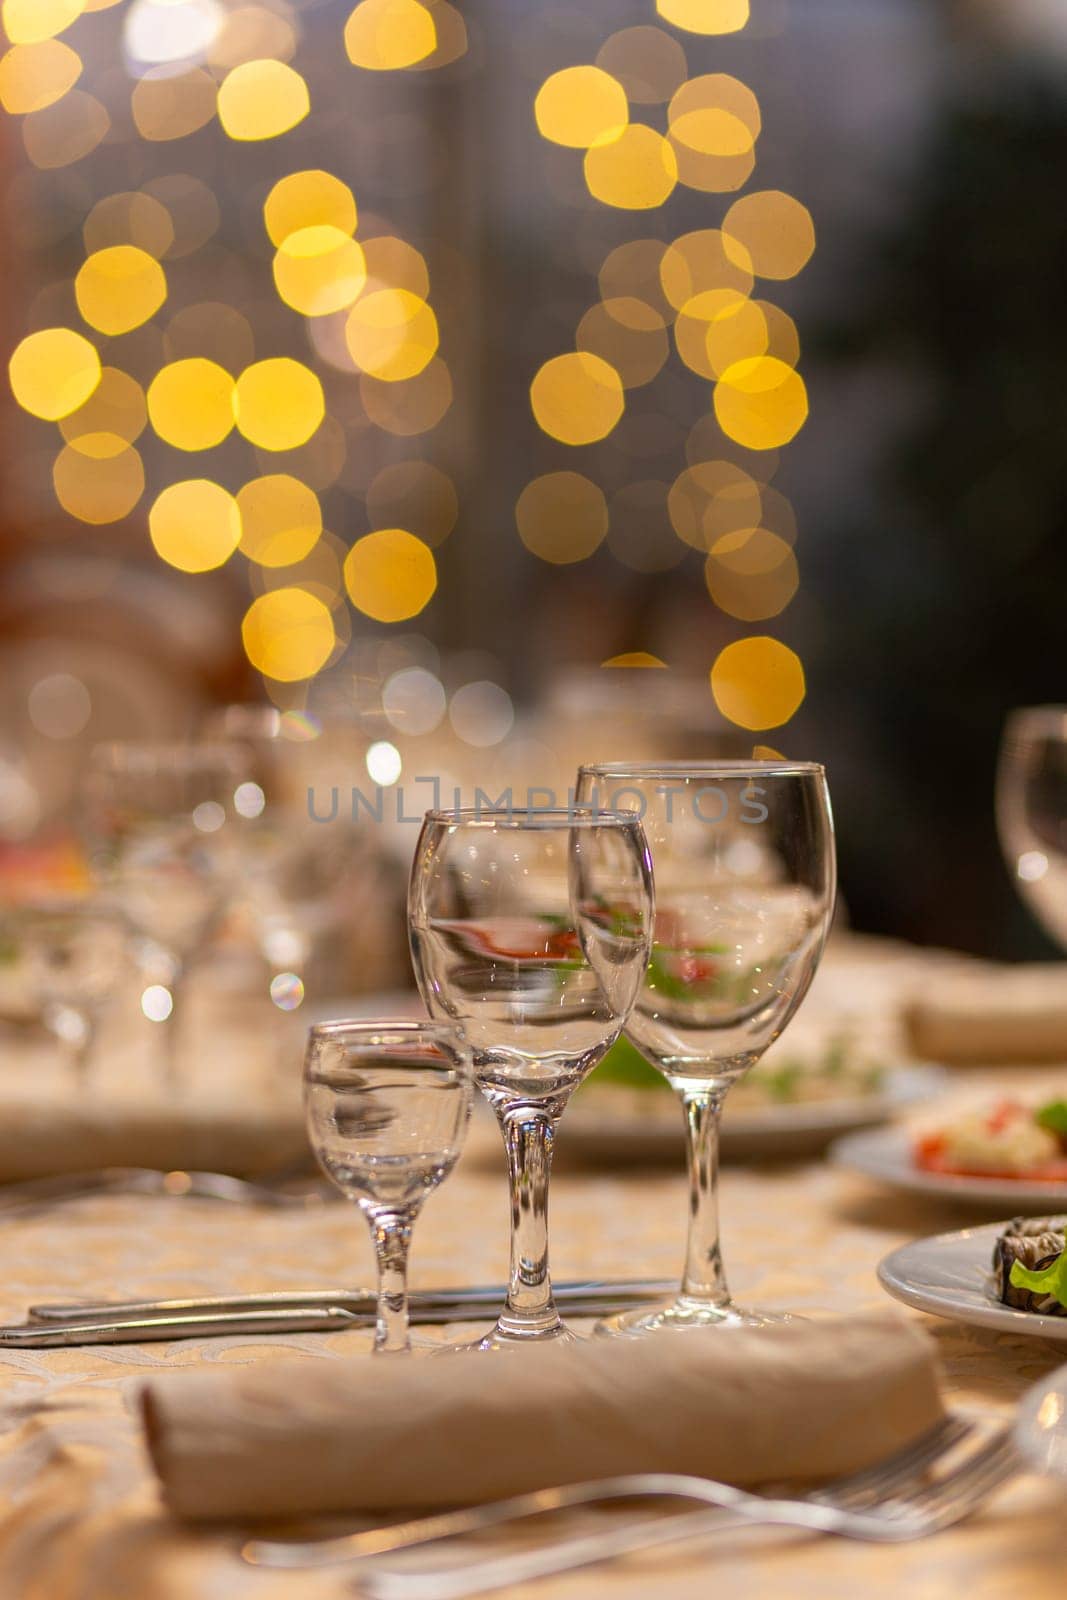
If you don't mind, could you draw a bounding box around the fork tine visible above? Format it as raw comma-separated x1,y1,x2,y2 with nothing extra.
896,1433,1018,1520
808,1415,974,1509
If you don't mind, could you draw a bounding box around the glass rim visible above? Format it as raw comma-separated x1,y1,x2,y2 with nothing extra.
306,1017,459,1044
422,806,647,828
577,759,826,779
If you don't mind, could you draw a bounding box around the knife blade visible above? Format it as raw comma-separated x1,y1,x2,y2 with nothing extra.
28,1279,673,1324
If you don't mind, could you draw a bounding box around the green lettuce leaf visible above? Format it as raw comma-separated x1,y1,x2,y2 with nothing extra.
1036,1100,1067,1137
1009,1248,1067,1308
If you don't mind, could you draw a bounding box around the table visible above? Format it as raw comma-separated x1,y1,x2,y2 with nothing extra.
0,1113,1064,1600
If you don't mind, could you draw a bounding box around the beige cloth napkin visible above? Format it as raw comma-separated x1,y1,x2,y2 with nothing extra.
904,963,1067,1064
141,1310,943,1520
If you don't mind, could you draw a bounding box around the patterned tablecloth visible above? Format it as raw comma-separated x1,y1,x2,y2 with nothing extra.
1,947,1066,1598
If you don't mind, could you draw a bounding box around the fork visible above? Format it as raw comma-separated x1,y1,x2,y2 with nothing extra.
0,1167,327,1217
243,1416,1017,1599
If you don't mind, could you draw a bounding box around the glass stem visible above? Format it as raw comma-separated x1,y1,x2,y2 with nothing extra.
496,1104,561,1337
161,966,184,1088
679,1088,730,1309
367,1207,415,1354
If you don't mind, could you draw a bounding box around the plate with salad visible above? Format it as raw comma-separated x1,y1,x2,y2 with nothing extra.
878,1215,1067,1342
565,1030,941,1162
833,1095,1067,1209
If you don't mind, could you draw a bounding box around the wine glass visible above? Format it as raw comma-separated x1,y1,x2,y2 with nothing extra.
576,762,835,1334
81,741,252,1080
304,1020,473,1355
997,707,1067,951
408,807,653,1348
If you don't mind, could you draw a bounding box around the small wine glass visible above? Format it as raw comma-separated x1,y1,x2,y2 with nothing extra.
997,707,1067,951
576,762,835,1334
81,741,252,1080
0,900,128,1081
408,807,653,1348
304,1020,473,1355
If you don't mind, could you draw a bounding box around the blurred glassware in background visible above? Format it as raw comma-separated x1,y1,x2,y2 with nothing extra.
997,707,1067,951
409,807,653,1349
575,761,836,1335
81,740,252,1080
0,900,128,1081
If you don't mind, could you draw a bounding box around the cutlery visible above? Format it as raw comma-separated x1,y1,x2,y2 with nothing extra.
243,1416,1017,1596
0,1168,328,1217
28,1278,674,1323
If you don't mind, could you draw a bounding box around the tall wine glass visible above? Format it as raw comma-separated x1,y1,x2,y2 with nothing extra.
997,707,1067,951
576,762,835,1334
82,742,251,1080
408,807,653,1347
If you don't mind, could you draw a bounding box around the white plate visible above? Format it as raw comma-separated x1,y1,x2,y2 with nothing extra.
561,1065,944,1164
878,1221,1067,1341
833,1124,1067,1211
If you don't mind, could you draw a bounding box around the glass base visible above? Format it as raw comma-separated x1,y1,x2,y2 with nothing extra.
595,1298,800,1338
440,1318,582,1354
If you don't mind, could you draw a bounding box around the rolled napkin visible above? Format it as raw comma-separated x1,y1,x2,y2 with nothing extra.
904,963,1067,1064
141,1309,943,1520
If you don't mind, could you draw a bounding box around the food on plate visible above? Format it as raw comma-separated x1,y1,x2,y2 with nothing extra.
914,1098,1067,1182
993,1215,1067,1316
579,1029,886,1120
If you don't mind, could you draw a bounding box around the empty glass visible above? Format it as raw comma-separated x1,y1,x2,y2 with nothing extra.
81,741,252,1079
997,707,1067,951
408,807,653,1347
576,762,835,1334
304,1020,473,1355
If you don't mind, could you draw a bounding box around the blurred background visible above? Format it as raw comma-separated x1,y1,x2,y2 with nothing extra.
2,0,1066,1023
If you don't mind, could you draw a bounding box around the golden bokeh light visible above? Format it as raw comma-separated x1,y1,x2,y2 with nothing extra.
59,366,146,449
602,651,667,668
209,5,298,69
343,527,437,622
577,297,668,390
671,134,754,194
516,471,608,564
149,479,241,573
673,288,765,380
584,124,677,210
671,74,759,137
344,289,438,381
366,460,457,548
723,190,816,280
757,483,798,546
754,299,801,368
714,356,809,450
607,478,685,572
705,528,799,620
9,326,100,420
360,357,452,435
242,587,335,681
52,436,143,524
263,169,357,247
668,82,757,193
22,88,107,167
362,234,430,297
75,245,167,337
131,68,217,142
83,190,174,258
237,474,322,567
668,460,763,552
344,0,437,71
217,59,309,141
0,39,81,114
257,414,346,491
598,238,671,319
656,0,749,34
251,531,345,611
163,302,254,372
147,358,235,452
234,357,324,450
2,0,84,45
710,636,805,731
416,0,467,70
144,173,219,258
530,351,624,445
660,228,753,310
535,66,628,150
595,26,686,105
273,225,367,317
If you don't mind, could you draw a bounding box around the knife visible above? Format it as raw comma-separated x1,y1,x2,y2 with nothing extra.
28,1280,673,1324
